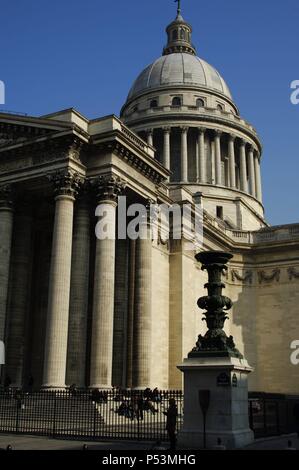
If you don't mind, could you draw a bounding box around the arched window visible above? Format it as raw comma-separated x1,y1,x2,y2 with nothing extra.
150,99,158,109
172,30,178,41
217,104,224,111
180,29,185,40
196,98,205,108
172,97,182,106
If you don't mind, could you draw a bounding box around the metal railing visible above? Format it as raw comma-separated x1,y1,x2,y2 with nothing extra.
0,389,183,441
1,389,298,441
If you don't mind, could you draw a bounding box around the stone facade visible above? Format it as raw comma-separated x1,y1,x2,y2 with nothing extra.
0,10,298,394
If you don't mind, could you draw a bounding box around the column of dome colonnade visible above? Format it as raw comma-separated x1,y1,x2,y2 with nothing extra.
0,185,14,379
90,175,126,389
214,130,222,186
163,127,171,172
228,135,236,189
198,127,207,183
254,150,263,202
144,126,263,202
42,170,83,389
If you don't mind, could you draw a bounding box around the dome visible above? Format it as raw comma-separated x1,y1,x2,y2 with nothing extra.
127,53,233,102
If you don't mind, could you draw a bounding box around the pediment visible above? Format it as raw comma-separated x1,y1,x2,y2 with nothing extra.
0,114,71,150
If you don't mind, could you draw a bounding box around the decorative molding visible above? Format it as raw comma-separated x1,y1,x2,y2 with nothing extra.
231,269,253,284
113,142,165,185
288,267,299,281
258,268,280,284
222,269,229,280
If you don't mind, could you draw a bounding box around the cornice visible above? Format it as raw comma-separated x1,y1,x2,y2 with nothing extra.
126,114,262,152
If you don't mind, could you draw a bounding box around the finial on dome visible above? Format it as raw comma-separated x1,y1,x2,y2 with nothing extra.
175,0,182,16
163,2,196,56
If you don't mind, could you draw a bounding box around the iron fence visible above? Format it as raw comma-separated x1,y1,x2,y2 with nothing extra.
0,389,298,441
0,389,183,441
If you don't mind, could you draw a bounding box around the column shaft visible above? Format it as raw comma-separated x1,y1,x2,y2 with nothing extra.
132,219,152,389
163,128,171,171
214,131,222,185
254,154,263,202
147,129,153,147
43,193,75,388
66,199,90,387
199,128,206,183
126,240,136,388
112,239,129,388
181,127,188,182
6,210,33,387
240,141,248,192
228,136,236,188
248,147,256,197
0,192,14,345
90,201,117,388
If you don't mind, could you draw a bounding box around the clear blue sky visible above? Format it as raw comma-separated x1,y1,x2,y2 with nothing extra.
0,0,298,226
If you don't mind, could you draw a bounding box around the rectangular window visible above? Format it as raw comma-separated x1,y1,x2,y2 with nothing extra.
216,206,224,220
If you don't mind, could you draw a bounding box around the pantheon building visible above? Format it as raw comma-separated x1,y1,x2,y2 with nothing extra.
0,8,298,393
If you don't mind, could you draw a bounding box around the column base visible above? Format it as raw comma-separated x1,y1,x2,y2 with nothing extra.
89,384,112,390
41,385,67,391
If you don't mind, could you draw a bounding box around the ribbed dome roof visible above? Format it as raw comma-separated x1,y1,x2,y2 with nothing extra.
127,53,232,101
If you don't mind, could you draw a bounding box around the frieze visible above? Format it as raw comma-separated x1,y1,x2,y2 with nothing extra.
258,268,280,284
288,267,299,281
231,269,253,284
0,136,85,172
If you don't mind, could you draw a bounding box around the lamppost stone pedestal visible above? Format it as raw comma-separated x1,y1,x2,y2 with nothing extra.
177,251,254,449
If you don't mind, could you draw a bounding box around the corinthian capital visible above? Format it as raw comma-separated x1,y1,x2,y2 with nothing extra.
48,169,84,198
0,184,14,209
93,175,126,203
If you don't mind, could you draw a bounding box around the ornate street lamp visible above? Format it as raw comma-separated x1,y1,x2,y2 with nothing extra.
189,251,242,358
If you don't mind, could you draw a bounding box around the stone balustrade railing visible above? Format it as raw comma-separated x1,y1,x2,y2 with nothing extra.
203,210,299,245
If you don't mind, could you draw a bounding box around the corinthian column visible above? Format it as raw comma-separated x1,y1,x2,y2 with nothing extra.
132,203,152,389
240,140,248,192
90,175,125,389
66,191,91,387
0,186,14,351
198,128,206,183
254,153,263,202
6,202,33,387
214,130,222,185
42,170,82,389
163,127,171,172
248,146,256,197
228,135,236,189
181,127,189,182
